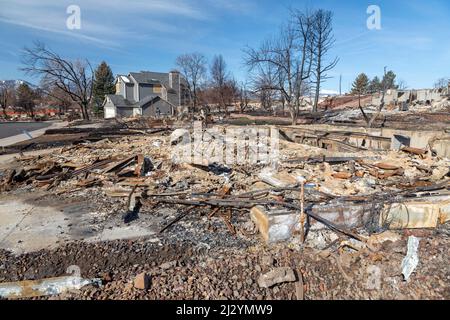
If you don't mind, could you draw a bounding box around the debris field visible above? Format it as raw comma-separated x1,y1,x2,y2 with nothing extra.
0,117,449,300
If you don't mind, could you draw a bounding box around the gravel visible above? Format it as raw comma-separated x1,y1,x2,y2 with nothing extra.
1,230,449,300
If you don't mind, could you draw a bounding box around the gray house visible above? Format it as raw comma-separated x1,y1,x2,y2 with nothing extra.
103,70,189,118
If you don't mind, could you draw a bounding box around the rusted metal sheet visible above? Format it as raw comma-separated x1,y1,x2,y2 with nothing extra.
401,146,428,156
332,172,352,179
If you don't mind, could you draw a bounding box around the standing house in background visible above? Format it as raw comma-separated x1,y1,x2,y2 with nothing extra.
103,70,189,118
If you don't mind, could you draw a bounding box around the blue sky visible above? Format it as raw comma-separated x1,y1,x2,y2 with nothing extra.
1,0,449,93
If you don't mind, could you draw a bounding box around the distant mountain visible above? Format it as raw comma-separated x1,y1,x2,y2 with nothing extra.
320,89,340,96
0,79,37,89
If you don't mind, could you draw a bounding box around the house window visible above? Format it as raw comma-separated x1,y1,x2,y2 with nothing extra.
153,85,162,94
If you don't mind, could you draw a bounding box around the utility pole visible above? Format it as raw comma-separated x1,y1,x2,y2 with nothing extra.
339,74,342,96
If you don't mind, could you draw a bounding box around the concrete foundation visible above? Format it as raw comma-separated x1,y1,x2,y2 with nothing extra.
380,196,450,229
288,124,450,158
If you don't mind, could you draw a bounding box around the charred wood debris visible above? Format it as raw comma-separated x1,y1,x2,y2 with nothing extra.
1,118,449,248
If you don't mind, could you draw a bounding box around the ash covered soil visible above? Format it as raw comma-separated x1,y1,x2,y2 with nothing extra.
1,124,449,300
1,214,449,300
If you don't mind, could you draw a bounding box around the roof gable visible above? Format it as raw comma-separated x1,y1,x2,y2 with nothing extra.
105,94,133,107
129,72,169,87
136,94,160,107
127,71,187,88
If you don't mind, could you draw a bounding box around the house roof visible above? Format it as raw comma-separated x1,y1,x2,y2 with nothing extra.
128,71,188,88
136,94,160,107
114,75,132,85
106,94,133,108
129,72,166,86
106,94,166,109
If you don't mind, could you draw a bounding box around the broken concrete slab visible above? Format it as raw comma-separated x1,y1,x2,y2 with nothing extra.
391,134,411,151
160,260,177,270
304,230,339,250
258,169,298,188
367,231,402,246
0,194,157,254
430,166,449,181
170,129,190,146
257,267,296,288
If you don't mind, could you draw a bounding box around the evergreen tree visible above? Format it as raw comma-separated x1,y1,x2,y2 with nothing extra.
93,61,115,114
17,83,36,118
351,73,369,121
368,76,382,93
351,73,369,95
382,70,398,90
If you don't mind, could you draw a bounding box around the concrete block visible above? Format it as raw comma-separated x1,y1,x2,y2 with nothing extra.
380,197,450,229
391,134,411,150
258,169,298,188
310,202,372,230
250,206,299,244
257,267,296,288
440,201,450,224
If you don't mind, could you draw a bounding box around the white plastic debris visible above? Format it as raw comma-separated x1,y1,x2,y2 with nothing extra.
152,140,162,148
170,129,190,146
401,236,420,282
296,175,306,184
0,276,102,299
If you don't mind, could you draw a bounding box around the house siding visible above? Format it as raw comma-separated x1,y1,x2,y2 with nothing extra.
139,84,155,100
116,107,134,118
142,99,173,117
104,99,116,119
126,84,135,102
167,92,179,107
118,81,126,99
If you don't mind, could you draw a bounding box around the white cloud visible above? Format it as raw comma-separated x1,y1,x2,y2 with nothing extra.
0,16,117,47
206,0,256,13
0,0,237,47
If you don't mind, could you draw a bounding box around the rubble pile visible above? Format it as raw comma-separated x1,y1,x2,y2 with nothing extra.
0,119,449,300
0,235,448,300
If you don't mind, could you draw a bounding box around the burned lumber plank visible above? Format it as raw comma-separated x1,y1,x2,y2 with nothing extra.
284,156,363,164
35,158,115,181
159,206,195,233
103,155,137,175
143,197,364,241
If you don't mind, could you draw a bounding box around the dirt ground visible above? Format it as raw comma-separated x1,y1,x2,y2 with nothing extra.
1,226,449,300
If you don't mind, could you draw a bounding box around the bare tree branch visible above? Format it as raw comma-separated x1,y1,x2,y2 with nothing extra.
20,41,93,120
176,53,207,112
